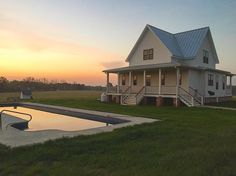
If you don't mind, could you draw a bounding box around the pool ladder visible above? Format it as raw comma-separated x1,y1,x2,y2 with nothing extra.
0,110,32,130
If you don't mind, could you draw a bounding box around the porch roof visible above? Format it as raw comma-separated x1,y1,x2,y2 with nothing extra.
103,63,181,73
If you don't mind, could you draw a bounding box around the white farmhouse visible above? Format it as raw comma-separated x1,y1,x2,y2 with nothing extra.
103,25,234,107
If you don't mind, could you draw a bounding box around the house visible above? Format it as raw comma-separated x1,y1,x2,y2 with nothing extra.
20,88,32,100
102,24,234,107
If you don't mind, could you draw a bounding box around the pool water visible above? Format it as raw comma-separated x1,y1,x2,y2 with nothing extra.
0,107,108,131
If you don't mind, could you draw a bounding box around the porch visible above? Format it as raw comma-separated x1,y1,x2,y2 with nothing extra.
104,65,202,107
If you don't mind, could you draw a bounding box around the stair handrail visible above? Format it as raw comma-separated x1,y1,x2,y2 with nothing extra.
135,86,145,104
0,110,32,130
178,87,194,106
189,87,204,105
121,86,131,104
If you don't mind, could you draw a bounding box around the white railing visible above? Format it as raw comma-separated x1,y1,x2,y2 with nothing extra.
178,87,193,106
226,86,232,95
107,85,130,93
108,85,180,96
189,87,204,105
135,86,145,104
161,86,176,95
121,86,131,104
107,86,117,93
130,86,143,94
145,86,159,94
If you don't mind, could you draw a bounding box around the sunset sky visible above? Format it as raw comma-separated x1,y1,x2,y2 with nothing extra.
0,0,236,85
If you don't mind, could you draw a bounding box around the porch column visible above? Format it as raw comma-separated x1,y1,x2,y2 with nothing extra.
143,70,146,86
176,68,180,106
230,76,232,87
158,69,161,95
129,71,132,87
106,72,109,93
117,73,120,93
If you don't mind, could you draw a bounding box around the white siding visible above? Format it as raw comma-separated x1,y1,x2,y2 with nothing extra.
204,71,227,97
129,30,172,66
188,69,229,97
188,69,205,95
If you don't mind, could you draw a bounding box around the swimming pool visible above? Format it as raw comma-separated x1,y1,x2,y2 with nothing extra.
0,106,110,131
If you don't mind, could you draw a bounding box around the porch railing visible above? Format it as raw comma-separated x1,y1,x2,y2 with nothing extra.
145,86,159,94
161,86,176,95
107,86,130,93
189,87,204,105
135,86,145,104
226,86,232,96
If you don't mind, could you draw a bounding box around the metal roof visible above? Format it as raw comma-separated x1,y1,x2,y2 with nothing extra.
103,63,181,73
174,27,209,58
126,25,219,62
148,25,183,56
103,63,232,75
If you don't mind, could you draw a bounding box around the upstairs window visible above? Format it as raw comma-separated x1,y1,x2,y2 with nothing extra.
122,75,126,85
161,73,165,85
133,75,137,86
146,75,151,86
208,74,214,86
203,50,209,64
143,49,153,60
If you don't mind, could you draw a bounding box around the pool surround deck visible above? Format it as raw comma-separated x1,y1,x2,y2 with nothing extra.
0,102,157,147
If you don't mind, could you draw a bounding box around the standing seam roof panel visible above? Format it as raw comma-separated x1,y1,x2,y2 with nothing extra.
174,28,209,58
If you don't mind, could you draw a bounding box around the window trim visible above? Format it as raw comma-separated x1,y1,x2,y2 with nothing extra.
161,73,165,86
208,74,214,86
146,74,151,86
122,75,126,86
133,75,137,86
203,49,209,64
143,48,154,60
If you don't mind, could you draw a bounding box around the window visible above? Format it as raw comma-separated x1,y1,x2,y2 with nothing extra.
215,75,219,90
146,75,151,86
133,75,137,86
222,76,225,90
203,50,209,64
179,73,182,86
161,73,165,85
143,49,153,60
208,74,214,86
122,75,126,85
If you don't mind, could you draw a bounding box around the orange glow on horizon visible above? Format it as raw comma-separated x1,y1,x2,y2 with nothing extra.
0,20,125,85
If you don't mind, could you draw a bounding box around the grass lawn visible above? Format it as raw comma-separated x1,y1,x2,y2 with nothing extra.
207,96,236,108
0,90,236,176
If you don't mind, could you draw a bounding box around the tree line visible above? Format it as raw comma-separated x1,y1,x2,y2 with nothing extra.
0,77,105,92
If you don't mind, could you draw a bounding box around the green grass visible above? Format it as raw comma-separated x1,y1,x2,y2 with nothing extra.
0,90,236,176
207,96,236,108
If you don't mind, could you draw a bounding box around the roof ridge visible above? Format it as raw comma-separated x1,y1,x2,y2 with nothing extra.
147,24,173,35
174,26,209,35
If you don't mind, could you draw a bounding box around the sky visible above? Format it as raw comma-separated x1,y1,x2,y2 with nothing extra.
0,0,236,85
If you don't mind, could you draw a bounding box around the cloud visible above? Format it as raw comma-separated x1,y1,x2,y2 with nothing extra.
0,13,122,60
100,61,126,69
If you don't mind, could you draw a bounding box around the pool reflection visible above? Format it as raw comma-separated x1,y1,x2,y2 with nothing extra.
0,107,107,131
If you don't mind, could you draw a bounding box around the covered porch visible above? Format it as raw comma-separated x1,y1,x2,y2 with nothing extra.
105,63,186,97
103,63,202,107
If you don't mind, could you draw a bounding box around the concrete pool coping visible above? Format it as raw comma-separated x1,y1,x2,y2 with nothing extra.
0,102,157,147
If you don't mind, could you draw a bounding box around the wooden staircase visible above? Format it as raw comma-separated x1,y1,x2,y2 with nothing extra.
178,87,204,107
121,86,145,105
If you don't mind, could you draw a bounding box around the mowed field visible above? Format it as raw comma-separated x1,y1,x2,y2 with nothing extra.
0,90,236,176
0,90,101,102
